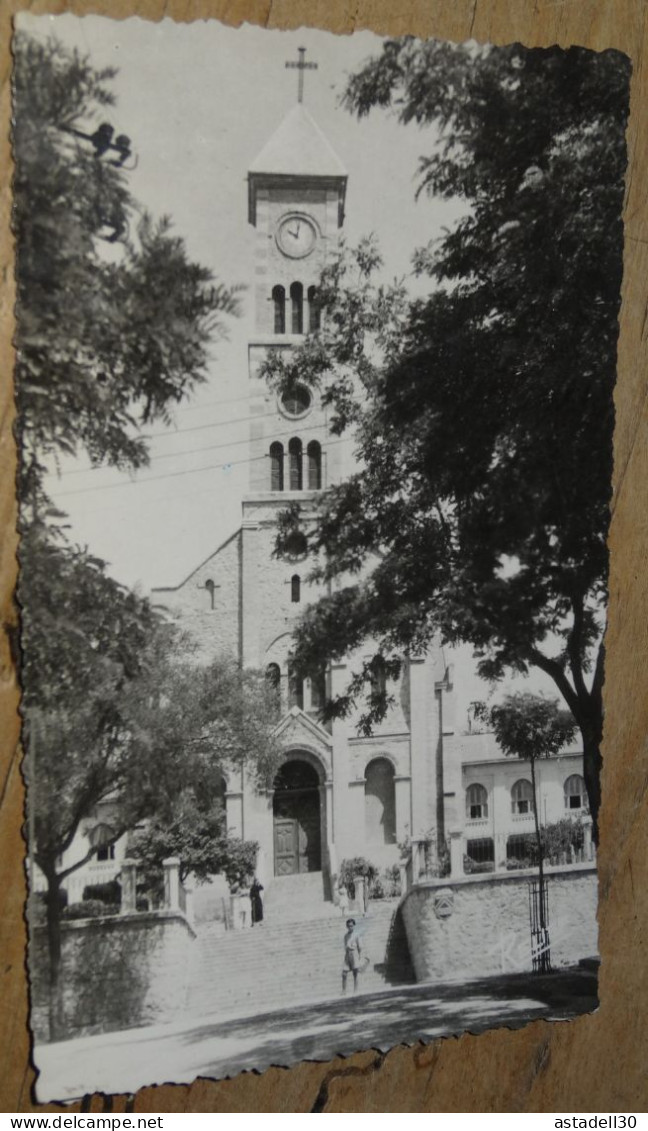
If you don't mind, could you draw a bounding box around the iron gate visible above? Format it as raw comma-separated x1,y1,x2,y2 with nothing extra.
528,879,551,973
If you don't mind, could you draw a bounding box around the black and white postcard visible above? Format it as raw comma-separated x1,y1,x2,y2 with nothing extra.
13,13,630,1102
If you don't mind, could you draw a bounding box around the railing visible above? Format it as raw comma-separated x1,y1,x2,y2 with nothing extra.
400,818,596,893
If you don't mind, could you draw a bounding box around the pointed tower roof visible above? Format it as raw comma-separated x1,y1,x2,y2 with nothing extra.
250,103,347,178
248,104,347,226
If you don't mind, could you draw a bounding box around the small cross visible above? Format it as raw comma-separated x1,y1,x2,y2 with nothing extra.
285,46,318,104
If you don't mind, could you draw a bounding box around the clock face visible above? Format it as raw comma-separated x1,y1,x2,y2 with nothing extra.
277,214,317,259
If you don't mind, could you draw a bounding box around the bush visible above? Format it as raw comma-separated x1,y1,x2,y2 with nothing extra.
82,880,121,906
62,900,120,920
463,855,495,875
339,857,379,896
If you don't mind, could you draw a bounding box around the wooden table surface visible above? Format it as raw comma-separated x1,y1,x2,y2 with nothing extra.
1,0,647,1113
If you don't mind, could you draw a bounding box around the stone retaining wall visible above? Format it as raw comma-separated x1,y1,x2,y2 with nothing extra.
31,910,196,1043
401,864,597,982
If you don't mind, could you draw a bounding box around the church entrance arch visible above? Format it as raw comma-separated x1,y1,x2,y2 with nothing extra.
272,758,322,875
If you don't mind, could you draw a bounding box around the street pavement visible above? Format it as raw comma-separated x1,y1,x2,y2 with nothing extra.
34,966,598,1103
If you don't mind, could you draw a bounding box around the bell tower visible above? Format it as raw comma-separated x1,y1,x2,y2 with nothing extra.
240,50,347,672
245,50,347,501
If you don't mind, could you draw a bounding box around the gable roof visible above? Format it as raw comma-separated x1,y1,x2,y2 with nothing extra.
249,103,347,178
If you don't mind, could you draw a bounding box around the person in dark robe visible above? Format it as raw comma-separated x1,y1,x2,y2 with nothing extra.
250,877,264,925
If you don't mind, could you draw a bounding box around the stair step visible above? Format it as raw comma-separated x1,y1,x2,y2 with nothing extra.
186,898,414,1019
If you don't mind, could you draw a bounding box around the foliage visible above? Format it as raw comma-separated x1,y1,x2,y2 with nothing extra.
370,865,402,899
505,818,585,869
61,900,119,920
82,880,122,906
463,855,495,875
262,41,630,836
338,856,379,890
13,32,239,508
128,797,259,892
22,527,281,891
484,693,577,762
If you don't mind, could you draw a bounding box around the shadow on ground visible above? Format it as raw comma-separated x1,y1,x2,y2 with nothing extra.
182,966,598,1078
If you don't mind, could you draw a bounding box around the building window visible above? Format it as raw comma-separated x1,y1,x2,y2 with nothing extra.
288,437,303,490
466,783,488,821
506,833,536,867
205,578,215,609
364,758,396,845
266,662,281,707
282,530,308,560
564,774,587,811
291,574,301,603
307,285,321,331
370,656,387,699
288,662,304,710
270,442,284,491
282,384,311,417
272,285,286,334
511,778,535,815
91,823,116,862
465,837,494,871
310,668,327,712
307,440,322,489
290,282,303,334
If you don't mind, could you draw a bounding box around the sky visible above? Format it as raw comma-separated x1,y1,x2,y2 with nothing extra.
16,12,564,724
18,12,467,590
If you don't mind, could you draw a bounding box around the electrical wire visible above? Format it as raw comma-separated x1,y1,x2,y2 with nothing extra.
54,435,353,498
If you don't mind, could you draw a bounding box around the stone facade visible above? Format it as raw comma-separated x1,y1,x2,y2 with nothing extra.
401,865,598,983
30,911,196,1042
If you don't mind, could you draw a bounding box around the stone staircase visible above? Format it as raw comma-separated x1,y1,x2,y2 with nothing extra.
187,893,415,1021
262,870,336,923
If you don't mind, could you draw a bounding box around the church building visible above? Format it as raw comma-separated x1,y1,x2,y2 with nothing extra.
152,63,589,901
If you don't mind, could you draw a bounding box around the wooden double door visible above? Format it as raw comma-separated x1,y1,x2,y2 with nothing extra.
273,761,322,876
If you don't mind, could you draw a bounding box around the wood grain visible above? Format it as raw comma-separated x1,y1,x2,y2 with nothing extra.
2,0,647,1112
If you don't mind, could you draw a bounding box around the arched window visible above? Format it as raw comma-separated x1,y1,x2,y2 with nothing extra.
310,668,327,712
290,282,303,334
564,774,587,811
270,442,284,491
205,578,215,610
213,774,227,812
288,662,304,710
466,783,489,820
307,285,321,331
307,441,322,490
288,437,303,490
291,574,301,603
266,662,281,707
272,285,286,334
370,656,387,699
511,778,535,815
364,758,396,845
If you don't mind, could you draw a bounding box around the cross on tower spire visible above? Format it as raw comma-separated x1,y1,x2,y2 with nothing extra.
285,46,318,104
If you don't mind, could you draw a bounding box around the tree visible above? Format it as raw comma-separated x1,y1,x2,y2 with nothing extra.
13,32,239,508
22,522,280,1037
481,693,577,972
128,797,259,895
12,34,259,1037
262,41,631,837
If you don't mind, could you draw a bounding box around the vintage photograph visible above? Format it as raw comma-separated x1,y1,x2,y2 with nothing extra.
13,13,630,1101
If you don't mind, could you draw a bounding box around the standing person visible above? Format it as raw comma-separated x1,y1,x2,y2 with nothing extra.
342,918,362,995
337,876,349,917
250,877,264,926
